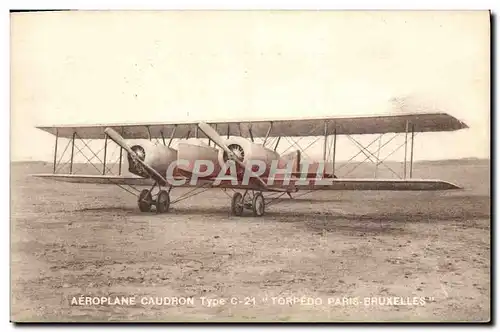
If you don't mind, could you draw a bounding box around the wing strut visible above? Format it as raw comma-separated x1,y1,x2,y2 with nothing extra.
168,125,177,147
53,129,59,173
263,122,273,146
403,120,409,178
70,132,76,174
410,124,415,178
102,134,108,175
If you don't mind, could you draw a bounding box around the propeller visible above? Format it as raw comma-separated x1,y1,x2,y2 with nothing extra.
104,127,136,157
197,122,235,158
197,122,268,188
104,127,167,185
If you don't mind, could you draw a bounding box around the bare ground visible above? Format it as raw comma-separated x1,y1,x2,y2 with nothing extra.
10,160,490,322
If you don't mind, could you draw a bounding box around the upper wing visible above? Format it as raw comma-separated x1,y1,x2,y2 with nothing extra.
36,112,468,140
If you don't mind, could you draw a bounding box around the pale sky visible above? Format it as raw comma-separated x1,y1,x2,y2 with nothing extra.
11,11,490,162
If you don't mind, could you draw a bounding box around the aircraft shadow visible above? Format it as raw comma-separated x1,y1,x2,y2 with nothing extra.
65,205,488,224
64,206,414,235
57,204,489,238
267,198,347,203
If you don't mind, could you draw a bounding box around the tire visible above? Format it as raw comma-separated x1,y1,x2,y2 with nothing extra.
156,190,170,214
252,192,265,217
231,192,244,216
138,189,152,212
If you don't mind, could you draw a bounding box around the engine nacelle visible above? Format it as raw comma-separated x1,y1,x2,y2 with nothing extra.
126,140,177,178
217,137,280,175
177,138,221,177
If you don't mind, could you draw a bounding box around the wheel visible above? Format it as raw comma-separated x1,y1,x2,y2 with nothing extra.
138,189,152,212
231,192,244,216
156,190,170,214
252,193,265,217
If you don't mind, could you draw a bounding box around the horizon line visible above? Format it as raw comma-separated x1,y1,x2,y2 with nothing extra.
9,156,491,164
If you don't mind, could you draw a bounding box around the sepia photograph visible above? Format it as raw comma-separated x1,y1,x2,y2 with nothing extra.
10,10,490,322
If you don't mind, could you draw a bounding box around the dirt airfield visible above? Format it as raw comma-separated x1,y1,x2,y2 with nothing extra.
11,159,490,322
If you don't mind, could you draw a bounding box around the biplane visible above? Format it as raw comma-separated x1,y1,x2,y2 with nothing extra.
34,112,468,217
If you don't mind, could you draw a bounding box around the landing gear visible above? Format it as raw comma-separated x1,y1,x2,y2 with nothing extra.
230,190,265,217
231,192,244,216
137,184,171,214
252,192,265,217
138,189,153,212
156,190,170,214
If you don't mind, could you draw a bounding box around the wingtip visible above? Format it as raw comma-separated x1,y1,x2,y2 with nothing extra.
445,181,463,190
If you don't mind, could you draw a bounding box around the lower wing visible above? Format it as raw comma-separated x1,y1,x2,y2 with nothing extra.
32,174,461,191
